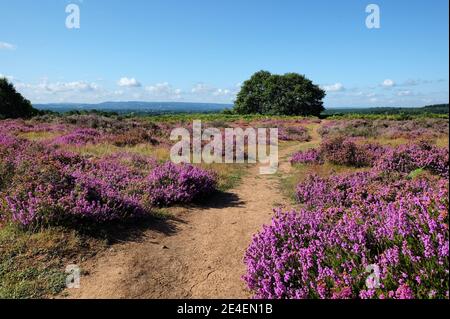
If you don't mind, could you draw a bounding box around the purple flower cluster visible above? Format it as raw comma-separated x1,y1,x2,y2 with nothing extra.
375,141,449,178
51,128,103,146
244,173,449,299
4,146,145,226
290,148,324,165
318,119,449,140
291,138,448,178
320,137,382,167
145,162,217,206
291,137,384,167
1,131,218,227
278,126,310,142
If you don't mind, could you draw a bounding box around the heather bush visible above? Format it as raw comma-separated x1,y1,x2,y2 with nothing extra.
60,114,161,136
1,139,148,227
278,126,310,142
4,144,77,226
318,119,449,140
102,152,157,172
320,137,375,167
0,133,29,185
375,142,449,178
249,136,449,299
295,172,372,208
0,157,13,190
51,128,102,146
68,167,145,222
244,173,449,299
109,127,159,146
291,148,324,165
5,155,147,227
253,120,311,142
1,123,220,227
145,162,217,206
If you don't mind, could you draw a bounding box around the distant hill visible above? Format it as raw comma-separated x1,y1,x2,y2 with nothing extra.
33,101,449,117
33,101,231,114
324,104,449,116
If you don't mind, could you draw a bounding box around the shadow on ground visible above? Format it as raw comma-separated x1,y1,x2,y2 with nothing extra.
69,214,181,245
65,190,244,246
193,190,245,210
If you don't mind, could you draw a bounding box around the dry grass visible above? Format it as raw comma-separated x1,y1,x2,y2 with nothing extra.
18,131,61,142
364,136,411,146
436,136,449,148
64,143,171,162
200,162,250,191
0,224,104,298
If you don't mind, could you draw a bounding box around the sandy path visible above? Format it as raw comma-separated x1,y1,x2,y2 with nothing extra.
67,142,304,299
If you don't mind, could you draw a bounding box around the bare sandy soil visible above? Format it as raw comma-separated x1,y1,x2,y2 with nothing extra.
67,142,305,299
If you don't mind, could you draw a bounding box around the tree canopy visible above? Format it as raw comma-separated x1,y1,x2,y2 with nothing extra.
0,78,38,119
233,71,325,116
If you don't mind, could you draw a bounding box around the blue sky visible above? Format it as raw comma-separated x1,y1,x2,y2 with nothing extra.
0,0,448,107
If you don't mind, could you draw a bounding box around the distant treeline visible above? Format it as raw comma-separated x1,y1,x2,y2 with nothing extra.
323,104,449,116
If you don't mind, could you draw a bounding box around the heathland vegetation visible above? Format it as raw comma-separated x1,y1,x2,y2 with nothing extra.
0,81,448,299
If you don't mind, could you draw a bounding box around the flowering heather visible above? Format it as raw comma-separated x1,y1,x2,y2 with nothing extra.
318,118,449,140
278,126,310,142
3,144,147,226
102,152,158,172
252,120,311,142
320,137,379,167
51,128,103,146
67,166,145,223
146,162,217,206
375,141,449,178
108,128,160,146
244,174,449,299
291,138,385,167
291,148,324,165
1,120,220,228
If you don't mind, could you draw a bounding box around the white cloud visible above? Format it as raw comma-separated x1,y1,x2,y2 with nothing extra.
190,83,238,100
145,82,181,98
382,79,396,88
213,88,231,96
146,82,171,94
117,77,141,87
0,41,16,50
322,82,345,92
403,79,420,86
42,81,99,92
402,79,435,86
14,80,98,93
0,74,14,81
397,90,412,96
191,83,215,94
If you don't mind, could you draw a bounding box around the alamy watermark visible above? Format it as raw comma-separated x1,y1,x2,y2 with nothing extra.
366,4,381,29
365,264,381,289
65,264,81,289
65,4,80,29
64,4,379,30
170,121,279,174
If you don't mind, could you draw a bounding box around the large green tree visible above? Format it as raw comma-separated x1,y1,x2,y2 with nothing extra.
0,78,38,119
233,71,325,116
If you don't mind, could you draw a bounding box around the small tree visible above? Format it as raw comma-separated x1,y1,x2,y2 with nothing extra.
0,78,38,119
234,71,325,116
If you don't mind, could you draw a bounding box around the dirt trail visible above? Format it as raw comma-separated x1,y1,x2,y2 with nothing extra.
67,141,307,299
